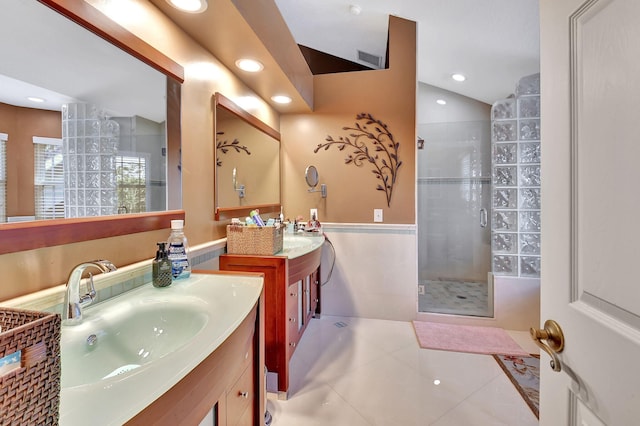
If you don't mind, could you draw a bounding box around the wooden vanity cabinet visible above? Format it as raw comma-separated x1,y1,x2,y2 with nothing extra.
127,272,265,426
220,246,322,396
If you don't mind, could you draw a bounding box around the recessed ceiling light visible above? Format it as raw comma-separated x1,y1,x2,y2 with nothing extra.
436,99,447,105
27,96,45,103
235,58,264,73
349,5,362,15
271,95,292,104
166,0,208,13
451,73,466,82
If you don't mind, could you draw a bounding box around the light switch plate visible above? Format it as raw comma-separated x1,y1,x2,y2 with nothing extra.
374,209,383,222
310,208,318,221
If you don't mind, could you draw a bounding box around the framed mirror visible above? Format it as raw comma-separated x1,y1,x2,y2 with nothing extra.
214,93,280,220
0,0,184,255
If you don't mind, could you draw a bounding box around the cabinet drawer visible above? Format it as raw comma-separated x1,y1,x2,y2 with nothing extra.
226,361,254,426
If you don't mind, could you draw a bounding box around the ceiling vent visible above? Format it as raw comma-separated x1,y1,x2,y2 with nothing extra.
357,50,382,68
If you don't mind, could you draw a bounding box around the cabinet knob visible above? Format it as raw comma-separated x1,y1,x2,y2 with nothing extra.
289,317,296,323
289,342,296,347
239,391,249,399
290,292,296,297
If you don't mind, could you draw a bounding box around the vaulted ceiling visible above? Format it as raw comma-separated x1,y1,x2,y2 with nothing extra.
275,0,540,105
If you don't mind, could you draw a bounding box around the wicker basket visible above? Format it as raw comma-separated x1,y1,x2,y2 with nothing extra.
226,225,284,255
0,308,61,426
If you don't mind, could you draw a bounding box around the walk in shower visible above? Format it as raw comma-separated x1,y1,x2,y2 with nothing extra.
417,121,492,317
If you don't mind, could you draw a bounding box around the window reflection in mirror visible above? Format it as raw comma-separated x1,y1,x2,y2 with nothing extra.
0,0,173,223
215,93,280,218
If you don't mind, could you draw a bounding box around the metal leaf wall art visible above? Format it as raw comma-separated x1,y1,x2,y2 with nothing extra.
216,133,251,166
314,113,402,207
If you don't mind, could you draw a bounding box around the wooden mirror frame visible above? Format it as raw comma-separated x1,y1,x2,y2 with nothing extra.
0,0,185,256
214,93,281,221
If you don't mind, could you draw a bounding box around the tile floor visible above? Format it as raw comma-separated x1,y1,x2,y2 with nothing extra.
268,316,539,426
419,280,490,317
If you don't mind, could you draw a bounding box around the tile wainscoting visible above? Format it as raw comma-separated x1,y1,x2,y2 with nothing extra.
319,223,418,321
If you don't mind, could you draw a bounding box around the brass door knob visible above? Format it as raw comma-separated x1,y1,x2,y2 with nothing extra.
530,319,565,372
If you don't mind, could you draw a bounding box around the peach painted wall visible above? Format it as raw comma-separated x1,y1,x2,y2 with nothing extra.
281,16,416,224
0,0,278,301
0,4,417,304
0,103,61,217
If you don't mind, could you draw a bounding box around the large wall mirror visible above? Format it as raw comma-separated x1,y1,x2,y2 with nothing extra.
0,0,184,255
214,93,280,220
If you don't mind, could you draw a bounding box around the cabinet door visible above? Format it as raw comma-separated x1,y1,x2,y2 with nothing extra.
287,281,302,358
309,269,319,317
225,366,254,426
225,341,254,426
304,275,311,321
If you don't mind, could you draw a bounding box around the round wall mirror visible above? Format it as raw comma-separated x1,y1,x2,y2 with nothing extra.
305,165,319,188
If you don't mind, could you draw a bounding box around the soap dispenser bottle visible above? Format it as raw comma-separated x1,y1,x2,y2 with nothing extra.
152,242,172,288
167,219,191,280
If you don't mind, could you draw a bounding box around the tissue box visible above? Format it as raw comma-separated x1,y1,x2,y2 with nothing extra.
0,307,61,425
226,225,284,255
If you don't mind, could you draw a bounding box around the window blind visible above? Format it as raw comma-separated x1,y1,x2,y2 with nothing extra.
116,154,147,214
33,137,64,220
0,133,7,222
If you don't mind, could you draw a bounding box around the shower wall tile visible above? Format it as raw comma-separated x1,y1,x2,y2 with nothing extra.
493,166,517,186
519,233,541,255
519,119,541,140
493,233,517,254
492,121,517,142
516,73,540,96
518,96,540,118
519,211,541,232
62,103,119,218
493,255,518,276
520,188,541,209
491,73,541,278
493,189,517,209
520,256,541,277
520,165,541,187
492,99,516,120
494,143,517,164
519,142,541,164
493,211,517,231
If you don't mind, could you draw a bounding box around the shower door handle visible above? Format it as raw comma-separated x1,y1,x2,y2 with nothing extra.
479,208,488,228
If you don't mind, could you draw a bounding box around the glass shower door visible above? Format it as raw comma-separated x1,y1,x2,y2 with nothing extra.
417,121,492,317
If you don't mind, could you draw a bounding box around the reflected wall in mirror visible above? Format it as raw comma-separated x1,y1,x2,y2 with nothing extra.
0,0,178,223
0,0,184,255
215,93,280,219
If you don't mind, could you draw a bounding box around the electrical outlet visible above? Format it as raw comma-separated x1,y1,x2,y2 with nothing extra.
310,208,318,221
374,209,383,222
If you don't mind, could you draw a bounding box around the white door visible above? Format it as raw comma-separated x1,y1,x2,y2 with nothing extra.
539,0,640,424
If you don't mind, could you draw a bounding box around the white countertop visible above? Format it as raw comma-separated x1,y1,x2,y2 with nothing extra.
59,273,263,426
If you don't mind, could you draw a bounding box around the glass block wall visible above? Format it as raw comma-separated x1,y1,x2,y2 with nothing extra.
62,103,119,218
490,73,541,277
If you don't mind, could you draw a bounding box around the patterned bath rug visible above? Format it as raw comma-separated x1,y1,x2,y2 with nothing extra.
412,321,529,356
493,354,540,418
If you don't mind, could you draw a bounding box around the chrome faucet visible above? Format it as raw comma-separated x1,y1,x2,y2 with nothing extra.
62,260,117,325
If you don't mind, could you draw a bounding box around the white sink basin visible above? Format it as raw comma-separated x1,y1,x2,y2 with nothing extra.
59,273,263,426
61,298,208,388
